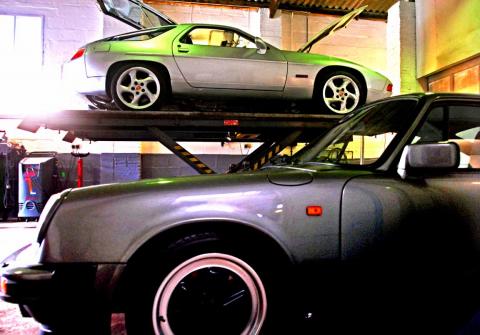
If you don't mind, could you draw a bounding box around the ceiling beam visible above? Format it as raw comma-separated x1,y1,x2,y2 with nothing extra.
146,0,390,19
269,0,280,18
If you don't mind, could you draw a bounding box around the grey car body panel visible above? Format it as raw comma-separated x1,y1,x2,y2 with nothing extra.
64,23,390,102
39,165,362,265
5,93,480,333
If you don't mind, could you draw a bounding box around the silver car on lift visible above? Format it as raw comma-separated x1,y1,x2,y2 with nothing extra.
64,1,392,114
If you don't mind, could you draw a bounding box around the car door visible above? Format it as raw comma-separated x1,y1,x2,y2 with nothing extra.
172,26,288,91
340,100,480,334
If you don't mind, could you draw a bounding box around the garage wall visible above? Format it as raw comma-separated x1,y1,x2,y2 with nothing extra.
148,2,283,46
0,0,134,116
281,12,387,76
416,0,480,78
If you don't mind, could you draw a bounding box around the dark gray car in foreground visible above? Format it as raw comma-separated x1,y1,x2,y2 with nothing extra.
2,93,480,335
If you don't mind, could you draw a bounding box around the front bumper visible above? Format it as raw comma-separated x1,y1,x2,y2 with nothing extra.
0,265,54,305
1,245,99,327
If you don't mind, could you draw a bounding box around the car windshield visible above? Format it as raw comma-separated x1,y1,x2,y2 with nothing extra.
297,98,419,166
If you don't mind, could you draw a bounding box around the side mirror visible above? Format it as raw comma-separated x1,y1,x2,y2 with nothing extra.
397,143,460,179
255,37,267,55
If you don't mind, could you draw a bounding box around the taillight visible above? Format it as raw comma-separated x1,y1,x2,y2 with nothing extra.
0,277,7,295
386,83,393,92
70,47,86,61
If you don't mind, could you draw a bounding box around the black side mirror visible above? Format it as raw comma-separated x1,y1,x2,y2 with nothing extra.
397,143,460,179
255,37,267,55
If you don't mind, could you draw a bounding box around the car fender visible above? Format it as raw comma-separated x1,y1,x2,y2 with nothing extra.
38,175,295,264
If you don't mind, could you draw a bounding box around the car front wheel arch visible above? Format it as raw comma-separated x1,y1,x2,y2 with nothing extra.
119,223,294,334
106,61,172,110
313,66,367,115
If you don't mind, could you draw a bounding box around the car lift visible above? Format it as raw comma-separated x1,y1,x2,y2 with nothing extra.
18,110,342,174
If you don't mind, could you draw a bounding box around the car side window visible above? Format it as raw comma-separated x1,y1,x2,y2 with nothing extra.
181,28,256,48
413,105,480,169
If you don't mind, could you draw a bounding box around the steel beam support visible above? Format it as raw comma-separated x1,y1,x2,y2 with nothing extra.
228,141,274,173
148,127,215,175
250,130,303,171
229,130,303,172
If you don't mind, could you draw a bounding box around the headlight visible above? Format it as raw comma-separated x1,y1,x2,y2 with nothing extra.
36,189,71,243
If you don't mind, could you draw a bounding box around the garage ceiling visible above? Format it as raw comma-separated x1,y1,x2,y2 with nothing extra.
145,0,399,19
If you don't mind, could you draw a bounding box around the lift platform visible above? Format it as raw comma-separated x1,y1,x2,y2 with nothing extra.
18,110,342,174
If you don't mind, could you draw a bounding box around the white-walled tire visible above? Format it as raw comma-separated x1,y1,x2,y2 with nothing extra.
125,233,276,335
152,253,267,335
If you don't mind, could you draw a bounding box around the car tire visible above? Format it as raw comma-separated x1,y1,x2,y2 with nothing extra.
125,232,282,335
110,63,167,111
314,70,365,115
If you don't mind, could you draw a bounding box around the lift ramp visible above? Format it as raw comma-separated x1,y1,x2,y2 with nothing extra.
18,110,342,174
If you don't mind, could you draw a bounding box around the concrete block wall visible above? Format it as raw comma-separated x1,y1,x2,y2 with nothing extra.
0,0,101,78
387,2,420,94
100,153,142,183
57,153,101,187
151,2,261,37
142,154,243,178
260,8,281,48
281,11,387,75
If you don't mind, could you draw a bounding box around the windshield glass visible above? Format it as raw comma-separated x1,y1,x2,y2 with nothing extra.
297,99,419,166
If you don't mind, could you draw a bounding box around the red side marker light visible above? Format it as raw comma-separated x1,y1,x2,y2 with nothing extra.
0,277,7,295
70,47,86,61
306,206,323,216
386,83,393,92
224,120,239,126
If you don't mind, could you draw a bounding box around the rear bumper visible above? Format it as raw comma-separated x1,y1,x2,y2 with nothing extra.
63,58,107,95
366,87,392,103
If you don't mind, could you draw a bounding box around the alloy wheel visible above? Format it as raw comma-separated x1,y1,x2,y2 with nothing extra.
115,66,161,110
322,74,361,114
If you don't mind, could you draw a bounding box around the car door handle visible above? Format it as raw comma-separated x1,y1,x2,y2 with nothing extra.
177,47,189,53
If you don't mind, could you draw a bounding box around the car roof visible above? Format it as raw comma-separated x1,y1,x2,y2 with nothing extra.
376,92,480,104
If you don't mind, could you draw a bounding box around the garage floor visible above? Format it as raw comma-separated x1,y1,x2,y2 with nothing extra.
0,301,127,335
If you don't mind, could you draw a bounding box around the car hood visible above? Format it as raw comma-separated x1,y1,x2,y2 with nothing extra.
40,165,367,263
297,5,367,53
281,49,365,68
64,164,353,202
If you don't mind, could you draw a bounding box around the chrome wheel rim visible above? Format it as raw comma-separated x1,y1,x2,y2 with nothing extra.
152,253,267,335
322,74,360,114
116,66,160,109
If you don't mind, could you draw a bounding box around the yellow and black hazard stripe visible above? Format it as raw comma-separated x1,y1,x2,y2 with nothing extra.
174,145,214,174
252,144,282,171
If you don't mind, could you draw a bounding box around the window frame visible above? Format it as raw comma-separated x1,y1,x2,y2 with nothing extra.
409,101,480,171
179,25,257,49
0,13,44,67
